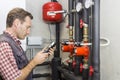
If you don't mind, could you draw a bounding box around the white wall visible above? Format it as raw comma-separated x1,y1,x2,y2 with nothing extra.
26,0,69,40
0,0,26,50
0,0,25,34
100,0,120,80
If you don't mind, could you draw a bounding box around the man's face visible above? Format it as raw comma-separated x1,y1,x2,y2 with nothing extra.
17,16,32,40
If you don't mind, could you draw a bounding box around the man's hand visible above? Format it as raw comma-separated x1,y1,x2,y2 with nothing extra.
32,47,55,66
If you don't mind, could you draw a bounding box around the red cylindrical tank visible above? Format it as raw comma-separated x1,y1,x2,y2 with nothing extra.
42,2,63,23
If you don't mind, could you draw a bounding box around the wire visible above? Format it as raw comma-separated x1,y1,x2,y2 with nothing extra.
62,12,69,21
48,24,53,42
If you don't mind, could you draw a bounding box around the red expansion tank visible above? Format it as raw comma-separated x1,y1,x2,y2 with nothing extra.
42,2,63,23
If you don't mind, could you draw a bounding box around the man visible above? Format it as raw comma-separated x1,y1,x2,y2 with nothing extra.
0,7,54,80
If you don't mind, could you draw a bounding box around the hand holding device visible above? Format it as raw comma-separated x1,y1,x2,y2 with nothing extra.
44,42,56,53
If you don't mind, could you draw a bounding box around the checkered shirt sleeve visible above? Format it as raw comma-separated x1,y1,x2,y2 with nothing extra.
0,41,21,80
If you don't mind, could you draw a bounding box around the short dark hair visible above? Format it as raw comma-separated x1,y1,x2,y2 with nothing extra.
6,7,33,27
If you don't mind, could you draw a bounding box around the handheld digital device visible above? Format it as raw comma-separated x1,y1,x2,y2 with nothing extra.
44,42,56,53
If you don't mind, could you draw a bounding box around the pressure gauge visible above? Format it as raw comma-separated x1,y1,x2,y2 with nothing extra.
85,0,94,9
76,2,82,12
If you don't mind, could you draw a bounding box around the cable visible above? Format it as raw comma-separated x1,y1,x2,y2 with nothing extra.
48,24,53,42
62,12,69,21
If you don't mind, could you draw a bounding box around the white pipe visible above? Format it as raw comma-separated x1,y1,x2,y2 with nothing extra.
100,37,110,47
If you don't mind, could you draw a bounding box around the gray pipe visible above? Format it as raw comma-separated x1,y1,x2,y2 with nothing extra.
51,0,57,2
75,0,83,41
74,0,83,76
92,0,100,80
58,67,81,80
68,0,74,26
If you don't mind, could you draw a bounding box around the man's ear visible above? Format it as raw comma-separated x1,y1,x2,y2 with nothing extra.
13,19,21,28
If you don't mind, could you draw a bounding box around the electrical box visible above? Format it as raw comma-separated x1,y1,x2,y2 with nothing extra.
27,37,43,46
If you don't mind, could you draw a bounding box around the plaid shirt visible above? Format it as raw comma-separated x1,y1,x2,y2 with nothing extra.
0,31,21,80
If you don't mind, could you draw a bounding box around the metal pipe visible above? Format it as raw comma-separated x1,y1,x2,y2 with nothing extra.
74,0,83,76
88,2,94,80
50,0,60,58
68,0,74,26
58,67,81,80
82,1,89,80
61,63,70,70
51,0,57,2
88,1,93,69
36,61,50,66
51,4,61,80
32,73,50,78
50,1,61,80
75,0,83,42
83,5,89,23
51,0,60,58
51,58,61,80
83,0,89,42
68,0,74,41
92,0,100,80
54,23,60,57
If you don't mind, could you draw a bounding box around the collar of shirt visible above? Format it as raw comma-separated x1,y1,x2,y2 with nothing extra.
3,30,21,45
